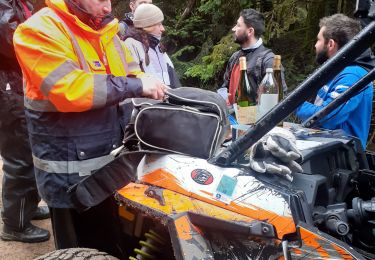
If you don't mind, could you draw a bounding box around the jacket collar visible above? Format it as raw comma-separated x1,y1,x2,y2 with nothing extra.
242,38,263,51
148,35,160,50
46,0,118,41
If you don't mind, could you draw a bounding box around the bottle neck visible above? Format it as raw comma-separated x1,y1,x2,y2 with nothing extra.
239,59,247,70
273,64,281,71
273,56,281,71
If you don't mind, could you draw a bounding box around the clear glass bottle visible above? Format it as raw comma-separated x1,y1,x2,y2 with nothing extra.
256,68,279,120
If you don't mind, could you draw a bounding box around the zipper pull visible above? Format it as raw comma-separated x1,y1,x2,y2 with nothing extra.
182,105,199,112
103,53,108,67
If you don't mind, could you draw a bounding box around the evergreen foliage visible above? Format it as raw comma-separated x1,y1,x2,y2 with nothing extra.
30,0,356,91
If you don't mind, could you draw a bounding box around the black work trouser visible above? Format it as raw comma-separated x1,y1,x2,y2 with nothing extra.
0,86,40,231
50,197,127,259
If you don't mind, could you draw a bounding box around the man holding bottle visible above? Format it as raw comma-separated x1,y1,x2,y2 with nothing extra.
296,14,375,149
221,8,287,105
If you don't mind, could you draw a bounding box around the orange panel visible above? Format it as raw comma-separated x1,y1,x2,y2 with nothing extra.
175,215,193,240
138,169,296,238
118,183,253,223
118,180,295,239
291,247,303,255
299,226,355,259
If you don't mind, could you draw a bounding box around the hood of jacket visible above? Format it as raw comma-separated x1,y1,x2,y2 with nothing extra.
45,0,118,40
353,48,375,72
121,12,134,26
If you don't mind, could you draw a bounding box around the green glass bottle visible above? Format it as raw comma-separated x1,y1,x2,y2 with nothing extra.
236,57,252,107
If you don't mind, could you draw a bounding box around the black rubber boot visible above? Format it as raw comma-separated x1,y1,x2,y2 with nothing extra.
1,223,50,243
32,206,50,220
0,89,41,232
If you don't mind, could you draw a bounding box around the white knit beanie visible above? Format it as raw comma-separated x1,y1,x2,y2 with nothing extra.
133,4,164,28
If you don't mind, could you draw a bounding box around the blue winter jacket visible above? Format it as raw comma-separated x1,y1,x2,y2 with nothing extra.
296,65,373,148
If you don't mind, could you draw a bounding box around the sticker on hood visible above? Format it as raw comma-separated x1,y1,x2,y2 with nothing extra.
191,169,214,185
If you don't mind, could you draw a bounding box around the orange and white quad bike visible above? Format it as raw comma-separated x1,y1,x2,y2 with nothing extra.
106,10,375,259
115,139,375,260
38,3,375,259
64,125,375,260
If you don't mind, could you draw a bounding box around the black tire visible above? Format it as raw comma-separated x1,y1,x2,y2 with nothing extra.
34,248,119,260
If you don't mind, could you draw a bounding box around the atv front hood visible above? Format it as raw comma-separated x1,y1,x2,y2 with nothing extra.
117,182,362,260
116,154,364,259
136,154,295,238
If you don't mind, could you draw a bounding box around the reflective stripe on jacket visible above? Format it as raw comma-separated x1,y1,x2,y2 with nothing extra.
13,0,143,207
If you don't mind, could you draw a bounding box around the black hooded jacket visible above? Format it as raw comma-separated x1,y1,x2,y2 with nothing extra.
0,0,32,93
118,12,134,40
0,0,32,71
353,48,375,72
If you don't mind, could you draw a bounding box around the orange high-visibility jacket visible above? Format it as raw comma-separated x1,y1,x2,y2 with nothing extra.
14,0,142,113
13,0,144,208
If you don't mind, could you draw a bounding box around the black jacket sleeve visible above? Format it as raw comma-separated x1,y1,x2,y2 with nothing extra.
0,0,20,59
0,0,32,60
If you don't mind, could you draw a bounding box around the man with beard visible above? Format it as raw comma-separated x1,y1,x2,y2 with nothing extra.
221,8,287,105
296,14,375,149
13,0,166,257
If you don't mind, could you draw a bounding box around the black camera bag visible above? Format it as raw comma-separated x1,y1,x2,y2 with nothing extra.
128,87,228,159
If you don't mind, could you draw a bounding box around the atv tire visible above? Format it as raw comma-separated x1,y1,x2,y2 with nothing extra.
34,248,119,260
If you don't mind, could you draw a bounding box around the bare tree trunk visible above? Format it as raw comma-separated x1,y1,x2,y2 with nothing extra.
337,0,343,13
176,0,197,28
342,0,356,15
305,0,325,45
259,0,273,13
324,0,337,15
255,0,261,11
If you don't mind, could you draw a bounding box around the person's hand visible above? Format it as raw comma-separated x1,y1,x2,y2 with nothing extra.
139,75,168,100
249,127,303,181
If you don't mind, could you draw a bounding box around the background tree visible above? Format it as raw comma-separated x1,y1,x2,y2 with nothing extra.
160,0,355,91
30,0,356,91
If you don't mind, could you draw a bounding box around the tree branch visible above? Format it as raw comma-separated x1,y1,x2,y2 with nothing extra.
176,0,197,28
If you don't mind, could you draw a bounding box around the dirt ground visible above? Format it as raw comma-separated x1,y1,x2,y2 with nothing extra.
0,158,55,259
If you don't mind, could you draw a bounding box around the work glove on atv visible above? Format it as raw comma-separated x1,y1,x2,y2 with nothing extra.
249,127,303,181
